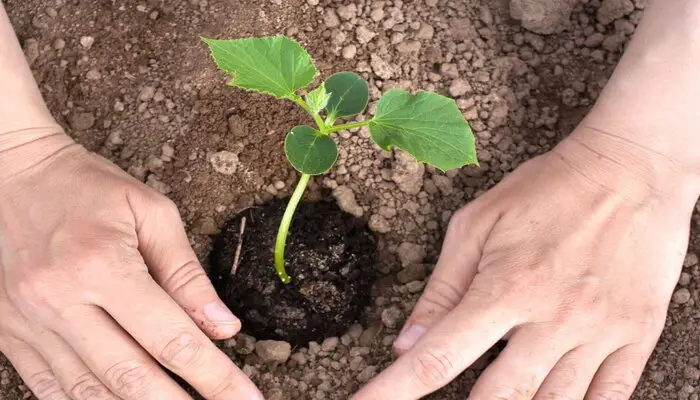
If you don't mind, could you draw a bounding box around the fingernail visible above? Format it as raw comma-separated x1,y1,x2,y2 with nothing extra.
203,302,241,325
394,324,426,350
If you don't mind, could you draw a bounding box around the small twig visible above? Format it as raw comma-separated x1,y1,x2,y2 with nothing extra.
230,216,247,276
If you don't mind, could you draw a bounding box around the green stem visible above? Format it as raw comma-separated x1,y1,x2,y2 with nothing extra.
274,173,311,284
325,119,371,134
290,94,327,133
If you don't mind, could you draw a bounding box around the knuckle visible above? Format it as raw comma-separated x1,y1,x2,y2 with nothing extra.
203,367,238,399
589,380,635,400
103,360,154,399
447,207,474,235
69,372,114,400
158,332,204,371
419,277,463,313
27,370,65,400
7,269,60,312
162,260,208,296
410,343,460,389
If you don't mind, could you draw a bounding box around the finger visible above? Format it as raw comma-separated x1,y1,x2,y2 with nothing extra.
0,336,69,400
99,269,264,400
585,344,651,400
395,201,500,353
131,191,239,339
468,326,574,399
353,295,517,400
27,328,118,400
534,345,611,400
56,304,193,400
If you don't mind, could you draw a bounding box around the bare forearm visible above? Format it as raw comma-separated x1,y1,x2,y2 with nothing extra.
0,4,72,176
562,0,700,199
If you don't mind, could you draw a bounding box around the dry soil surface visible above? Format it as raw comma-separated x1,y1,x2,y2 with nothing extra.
3,0,700,399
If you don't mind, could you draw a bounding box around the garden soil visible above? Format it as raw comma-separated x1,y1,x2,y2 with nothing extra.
2,0,700,399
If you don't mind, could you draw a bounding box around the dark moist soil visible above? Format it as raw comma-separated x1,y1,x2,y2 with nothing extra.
209,198,378,346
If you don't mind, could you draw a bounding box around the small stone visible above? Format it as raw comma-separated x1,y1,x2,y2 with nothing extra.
162,143,175,159
332,186,364,217
406,280,426,293
397,264,428,284
114,100,125,112
370,8,385,22
235,334,257,355
398,242,426,266
53,38,66,50
449,79,473,97
210,151,239,175
392,152,425,195
650,370,665,384
86,69,101,80
80,36,95,49
139,86,156,102
356,26,377,44
584,32,605,47
194,217,218,236
679,272,692,286
324,9,340,27
23,38,39,66
68,112,96,131
146,175,171,194
510,0,576,35
357,366,377,383
684,253,699,267
368,214,391,233
381,305,404,329
337,4,357,20
105,130,123,150
433,175,453,195
672,288,691,305
255,340,292,364
597,0,635,25
342,44,357,59
416,23,434,40
321,337,340,352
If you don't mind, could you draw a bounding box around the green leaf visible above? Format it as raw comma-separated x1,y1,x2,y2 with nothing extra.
325,72,369,120
284,125,338,175
369,89,477,171
202,35,317,99
305,83,331,116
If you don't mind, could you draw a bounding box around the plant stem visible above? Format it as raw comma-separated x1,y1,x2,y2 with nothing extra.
325,119,371,134
290,94,327,133
274,173,311,284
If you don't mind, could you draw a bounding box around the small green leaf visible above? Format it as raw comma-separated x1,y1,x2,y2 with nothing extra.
285,125,338,175
305,83,331,116
325,72,369,120
202,35,317,99
369,89,477,171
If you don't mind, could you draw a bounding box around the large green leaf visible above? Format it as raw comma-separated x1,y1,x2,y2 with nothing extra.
369,89,477,171
305,83,331,116
284,126,338,175
202,36,317,99
325,72,369,120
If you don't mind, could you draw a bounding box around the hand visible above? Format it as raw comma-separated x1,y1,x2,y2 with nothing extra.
353,127,700,399
0,132,263,399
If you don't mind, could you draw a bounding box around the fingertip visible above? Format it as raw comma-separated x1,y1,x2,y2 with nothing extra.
393,323,426,352
200,302,242,339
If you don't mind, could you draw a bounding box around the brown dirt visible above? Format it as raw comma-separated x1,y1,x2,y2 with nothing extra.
2,0,700,399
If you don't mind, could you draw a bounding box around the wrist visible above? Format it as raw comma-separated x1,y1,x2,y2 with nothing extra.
0,127,78,183
553,124,700,207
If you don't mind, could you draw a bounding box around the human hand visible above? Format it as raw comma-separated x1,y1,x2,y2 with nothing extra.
353,127,700,399
0,132,263,399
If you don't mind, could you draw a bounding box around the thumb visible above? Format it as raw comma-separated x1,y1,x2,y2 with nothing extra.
129,190,241,340
394,198,500,354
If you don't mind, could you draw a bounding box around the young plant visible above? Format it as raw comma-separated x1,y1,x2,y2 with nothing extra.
203,35,477,284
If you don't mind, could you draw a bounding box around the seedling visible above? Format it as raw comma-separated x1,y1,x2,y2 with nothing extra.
203,35,477,284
